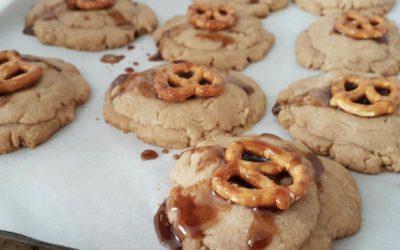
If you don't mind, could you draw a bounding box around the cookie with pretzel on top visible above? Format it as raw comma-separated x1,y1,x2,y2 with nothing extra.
153,3,275,70
273,70,400,174
294,0,395,16
103,62,266,149
296,11,400,76
193,0,288,18
24,0,158,51
154,134,361,250
0,50,90,153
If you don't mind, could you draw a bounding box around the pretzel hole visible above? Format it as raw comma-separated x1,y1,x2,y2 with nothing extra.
356,24,363,29
356,96,371,105
346,17,355,22
370,20,379,26
4,69,26,80
219,9,228,16
228,176,255,189
242,151,270,163
266,171,293,186
199,78,211,85
167,79,180,87
196,8,206,15
375,87,391,96
345,82,358,91
177,71,193,79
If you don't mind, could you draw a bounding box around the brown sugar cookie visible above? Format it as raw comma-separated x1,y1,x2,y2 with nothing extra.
294,0,395,16
25,0,158,51
153,4,275,70
154,134,361,249
296,12,400,76
0,50,90,153
193,0,289,18
273,70,400,174
103,62,266,149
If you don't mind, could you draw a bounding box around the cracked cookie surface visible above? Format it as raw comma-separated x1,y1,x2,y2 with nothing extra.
296,13,400,76
294,0,395,16
193,0,289,18
274,71,400,174
157,134,360,250
0,55,90,153
153,15,274,70
103,65,266,149
25,0,158,51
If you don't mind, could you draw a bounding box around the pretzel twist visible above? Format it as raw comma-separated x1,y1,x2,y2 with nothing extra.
188,4,237,31
330,75,400,117
211,141,312,210
66,0,115,10
154,62,224,102
334,11,388,40
0,51,43,95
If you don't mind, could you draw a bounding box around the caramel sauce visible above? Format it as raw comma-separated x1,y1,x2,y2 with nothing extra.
21,56,62,72
162,149,170,154
196,147,225,172
148,52,163,61
173,154,181,160
141,149,158,161
248,209,277,250
111,74,130,89
225,75,255,95
154,202,182,250
196,33,235,46
0,96,11,106
108,10,130,26
273,87,331,115
125,67,135,73
100,54,125,64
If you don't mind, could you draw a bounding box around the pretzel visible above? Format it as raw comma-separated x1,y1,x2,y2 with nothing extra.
153,62,224,102
330,75,400,117
188,4,237,31
66,0,115,10
334,11,388,40
211,140,312,209
0,51,43,95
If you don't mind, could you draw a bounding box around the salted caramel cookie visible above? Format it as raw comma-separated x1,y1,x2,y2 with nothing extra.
25,0,158,51
273,70,400,174
103,62,266,149
154,134,361,250
296,11,400,76
153,4,275,70
193,0,289,18
294,0,395,16
0,50,90,154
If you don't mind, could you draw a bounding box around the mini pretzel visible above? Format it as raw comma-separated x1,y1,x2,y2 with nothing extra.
154,62,224,102
211,140,312,209
66,0,115,10
334,11,388,40
0,51,43,95
188,4,237,31
330,75,400,117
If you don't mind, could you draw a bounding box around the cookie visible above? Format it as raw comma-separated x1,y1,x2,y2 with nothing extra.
103,62,266,149
25,0,158,51
0,50,90,153
273,70,400,174
153,4,275,70
296,11,400,76
294,0,395,16
193,0,289,18
154,134,361,250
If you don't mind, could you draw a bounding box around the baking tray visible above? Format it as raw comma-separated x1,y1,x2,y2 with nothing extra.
0,0,399,249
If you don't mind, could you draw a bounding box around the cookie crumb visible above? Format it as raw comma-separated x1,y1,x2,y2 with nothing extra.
100,54,125,64
162,149,170,154
141,150,158,160
127,45,135,50
173,154,181,160
95,117,100,121
133,61,139,66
